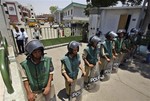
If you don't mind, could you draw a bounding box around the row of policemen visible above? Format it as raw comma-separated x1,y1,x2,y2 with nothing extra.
60,28,140,100
99,28,141,81
19,28,140,101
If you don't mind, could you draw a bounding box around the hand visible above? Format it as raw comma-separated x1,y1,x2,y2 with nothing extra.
82,71,86,77
98,61,102,65
106,58,110,62
67,77,73,83
115,53,118,56
27,92,36,101
113,55,116,59
89,64,94,68
43,86,51,95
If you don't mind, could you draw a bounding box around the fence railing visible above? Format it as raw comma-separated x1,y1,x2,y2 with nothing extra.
0,32,14,94
24,27,82,40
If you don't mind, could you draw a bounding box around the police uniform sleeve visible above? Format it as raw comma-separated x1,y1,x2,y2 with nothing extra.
101,45,106,56
49,59,54,75
61,63,66,73
112,41,115,49
20,67,28,81
82,49,88,59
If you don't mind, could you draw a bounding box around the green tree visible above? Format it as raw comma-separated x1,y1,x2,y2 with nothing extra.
120,0,142,6
49,6,58,14
91,0,118,7
85,0,118,16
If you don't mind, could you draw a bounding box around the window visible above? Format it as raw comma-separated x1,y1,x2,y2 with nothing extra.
5,11,9,14
3,3,7,7
68,10,69,16
71,9,73,15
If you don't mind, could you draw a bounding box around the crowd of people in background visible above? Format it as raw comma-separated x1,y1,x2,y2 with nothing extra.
13,27,28,54
13,24,43,54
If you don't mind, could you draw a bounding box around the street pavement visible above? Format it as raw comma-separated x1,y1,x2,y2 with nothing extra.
0,43,150,101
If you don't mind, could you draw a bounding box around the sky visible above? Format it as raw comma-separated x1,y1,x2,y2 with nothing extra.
14,0,87,15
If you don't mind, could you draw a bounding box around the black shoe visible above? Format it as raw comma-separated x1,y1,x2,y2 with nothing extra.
66,93,70,98
100,75,104,81
119,63,125,67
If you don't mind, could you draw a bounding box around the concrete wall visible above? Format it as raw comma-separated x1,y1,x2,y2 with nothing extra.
89,7,142,37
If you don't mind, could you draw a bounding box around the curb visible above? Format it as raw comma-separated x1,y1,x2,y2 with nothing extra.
44,43,68,50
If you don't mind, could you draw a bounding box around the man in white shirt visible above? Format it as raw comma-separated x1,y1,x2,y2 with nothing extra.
33,28,41,40
13,27,25,54
20,28,28,44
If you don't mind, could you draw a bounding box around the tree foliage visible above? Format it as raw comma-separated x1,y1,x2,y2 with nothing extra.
120,0,142,6
49,6,58,14
91,0,118,7
47,16,54,22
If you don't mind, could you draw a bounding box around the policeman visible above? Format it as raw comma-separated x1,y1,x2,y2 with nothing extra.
129,28,139,59
61,41,86,97
20,39,55,101
114,29,127,68
99,31,117,81
82,35,101,89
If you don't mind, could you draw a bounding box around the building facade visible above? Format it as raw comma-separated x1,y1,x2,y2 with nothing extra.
62,2,89,27
5,1,35,25
0,0,13,45
89,6,143,37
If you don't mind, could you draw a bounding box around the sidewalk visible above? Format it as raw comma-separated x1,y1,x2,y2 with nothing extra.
1,43,150,101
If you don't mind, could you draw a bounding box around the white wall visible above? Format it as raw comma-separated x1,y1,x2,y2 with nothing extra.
100,9,120,34
89,7,142,37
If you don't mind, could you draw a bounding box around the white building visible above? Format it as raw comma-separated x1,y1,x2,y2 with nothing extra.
54,9,62,24
62,2,89,27
0,0,13,45
89,6,143,36
25,4,36,18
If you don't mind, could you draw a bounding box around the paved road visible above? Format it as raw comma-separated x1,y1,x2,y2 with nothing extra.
14,43,150,101
0,43,149,101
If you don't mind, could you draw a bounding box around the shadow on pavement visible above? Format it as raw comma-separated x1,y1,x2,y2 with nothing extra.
119,55,150,79
57,88,68,101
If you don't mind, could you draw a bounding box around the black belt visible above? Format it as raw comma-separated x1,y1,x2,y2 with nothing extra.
33,88,45,94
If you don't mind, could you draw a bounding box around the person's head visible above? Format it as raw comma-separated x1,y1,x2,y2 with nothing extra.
105,31,117,41
67,41,80,55
25,40,44,59
130,28,138,35
20,28,25,32
117,29,126,38
34,28,38,31
88,35,101,48
15,27,19,32
96,30,102,37
138,30,144,35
